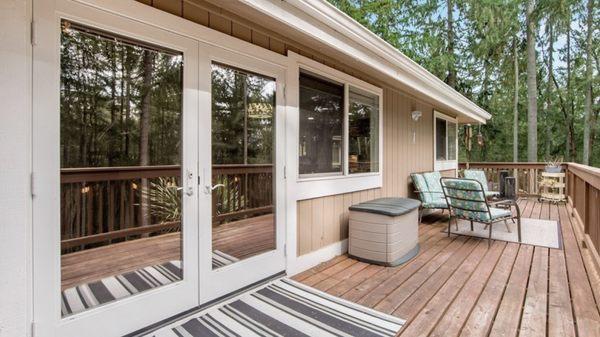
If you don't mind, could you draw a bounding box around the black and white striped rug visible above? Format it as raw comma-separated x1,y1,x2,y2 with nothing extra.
62,251,241,316
150,278,405,337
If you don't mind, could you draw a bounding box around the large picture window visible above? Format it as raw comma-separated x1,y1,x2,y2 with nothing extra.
298,71,381,178
434,112,457,167
299,72,344,176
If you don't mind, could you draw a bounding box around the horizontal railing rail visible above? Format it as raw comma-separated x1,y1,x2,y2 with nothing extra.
61,164,273,252
459,161,600,263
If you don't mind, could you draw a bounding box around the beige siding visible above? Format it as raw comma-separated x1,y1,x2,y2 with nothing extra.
296,89,434,255
139,0,438,256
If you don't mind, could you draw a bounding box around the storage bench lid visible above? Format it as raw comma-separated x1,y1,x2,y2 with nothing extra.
349,197,421,216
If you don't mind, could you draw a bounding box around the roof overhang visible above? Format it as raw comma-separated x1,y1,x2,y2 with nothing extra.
235,0,491,124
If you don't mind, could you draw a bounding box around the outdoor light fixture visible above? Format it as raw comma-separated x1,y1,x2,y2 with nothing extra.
411,110,422,144
411,110,422,121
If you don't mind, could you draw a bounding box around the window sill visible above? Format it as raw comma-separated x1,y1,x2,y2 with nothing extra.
294,172,382,200
434,160,458,171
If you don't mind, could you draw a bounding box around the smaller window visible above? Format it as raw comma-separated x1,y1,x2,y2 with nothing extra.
348,87,379,174
435,114,457,162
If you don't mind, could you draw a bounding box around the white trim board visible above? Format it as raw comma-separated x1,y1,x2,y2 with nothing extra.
239,0,490,124
287,239,349,276
433,110,458,172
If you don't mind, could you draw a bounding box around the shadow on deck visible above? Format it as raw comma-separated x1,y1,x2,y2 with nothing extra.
293,198,600,337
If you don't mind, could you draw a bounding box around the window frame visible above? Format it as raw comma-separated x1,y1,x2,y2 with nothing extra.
286,52,383,200
433,110,458,171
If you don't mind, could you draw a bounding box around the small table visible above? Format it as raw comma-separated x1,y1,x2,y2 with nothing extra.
539,172,566,203
348,198,420,266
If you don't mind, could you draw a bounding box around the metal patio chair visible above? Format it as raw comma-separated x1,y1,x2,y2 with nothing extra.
440,177,522,246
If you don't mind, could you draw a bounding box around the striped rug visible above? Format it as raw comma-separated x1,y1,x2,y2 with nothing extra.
62,251,240,316
149,278,405,337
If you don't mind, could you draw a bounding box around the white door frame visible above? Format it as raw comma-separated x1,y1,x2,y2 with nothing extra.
198,44,287,304
32,1,200,336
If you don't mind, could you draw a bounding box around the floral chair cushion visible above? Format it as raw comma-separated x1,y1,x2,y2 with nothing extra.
423,171,443,193
411,173,448,209
463,169,490,192
441,178,493,222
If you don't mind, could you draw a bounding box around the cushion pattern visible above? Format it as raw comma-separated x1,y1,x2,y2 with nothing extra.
463,170,490,192
411,173,433,204
423,171,443,193
442,178,491,221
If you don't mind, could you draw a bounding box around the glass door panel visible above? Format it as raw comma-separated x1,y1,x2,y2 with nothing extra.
59,21,184,316
210,63,276,269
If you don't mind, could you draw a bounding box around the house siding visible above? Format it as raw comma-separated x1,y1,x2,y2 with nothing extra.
138,0,436,257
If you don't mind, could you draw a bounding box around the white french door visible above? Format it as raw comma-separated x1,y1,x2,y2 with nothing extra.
197,45,287,303
33,1,200,336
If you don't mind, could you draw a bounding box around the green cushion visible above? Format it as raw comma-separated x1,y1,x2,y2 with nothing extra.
490,207,512,219
441,178,490,221
423,171,443,193
463,170,490,192
422,198,448,209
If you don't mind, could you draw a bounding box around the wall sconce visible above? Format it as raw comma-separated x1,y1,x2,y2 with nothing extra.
411,110,422,122
411,110,422,144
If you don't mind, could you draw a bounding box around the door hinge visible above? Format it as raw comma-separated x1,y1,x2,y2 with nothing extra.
283,166,287,179
30,172,35,197
30,20,37,46
283,84,286,101
284,243,287,257
30,321,36,337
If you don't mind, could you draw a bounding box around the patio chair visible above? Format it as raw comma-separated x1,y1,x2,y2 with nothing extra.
440,177,521,246
463,169,500,199
410,172,448,223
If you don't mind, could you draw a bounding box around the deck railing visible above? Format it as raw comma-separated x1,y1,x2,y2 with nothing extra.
459,161,600,262
61,164,273,252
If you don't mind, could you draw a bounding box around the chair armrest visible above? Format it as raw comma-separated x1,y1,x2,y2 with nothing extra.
492,199,521,218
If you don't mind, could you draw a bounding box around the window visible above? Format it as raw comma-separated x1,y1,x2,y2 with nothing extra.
299,72,344,175
434,112,458,165
349,87,379,173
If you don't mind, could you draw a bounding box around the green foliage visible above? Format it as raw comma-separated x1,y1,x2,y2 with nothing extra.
328,0,599,167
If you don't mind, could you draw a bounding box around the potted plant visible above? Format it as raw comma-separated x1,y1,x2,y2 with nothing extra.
544,156,563,173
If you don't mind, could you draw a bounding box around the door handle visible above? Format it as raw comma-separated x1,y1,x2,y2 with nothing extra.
204,184,224,194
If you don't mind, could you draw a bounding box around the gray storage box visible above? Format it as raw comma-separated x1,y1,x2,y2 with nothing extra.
348,198,420,266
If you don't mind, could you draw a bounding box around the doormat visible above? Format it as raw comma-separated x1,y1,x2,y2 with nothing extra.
149,278,404,337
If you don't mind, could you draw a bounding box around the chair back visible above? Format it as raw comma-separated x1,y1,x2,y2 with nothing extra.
441,178,492,222
463,169,490,192
410,173,433,203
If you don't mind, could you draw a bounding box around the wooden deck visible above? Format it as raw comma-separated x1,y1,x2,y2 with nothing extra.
61,213,274,289
293,199,600,337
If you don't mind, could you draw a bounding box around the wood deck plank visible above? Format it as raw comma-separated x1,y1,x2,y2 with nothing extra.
443,242,520,337
488,244,534,337
399,240,506,337
519,246,549,337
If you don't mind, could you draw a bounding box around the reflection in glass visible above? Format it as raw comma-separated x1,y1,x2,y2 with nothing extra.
436,118,447,160
349,87,379,174
211,63,276,269
299,72,344,176
60,21,183,316
447,122,457,160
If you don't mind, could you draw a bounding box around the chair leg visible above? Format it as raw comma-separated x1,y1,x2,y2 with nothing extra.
488,223,493,247
504,219,511,233
517,217,522,242
418,208,423,224
470,220,474,231
455,216,459,231
448,216,452,237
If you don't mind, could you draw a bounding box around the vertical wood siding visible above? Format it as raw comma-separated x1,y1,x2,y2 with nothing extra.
139,0,439,256
296,89,434,255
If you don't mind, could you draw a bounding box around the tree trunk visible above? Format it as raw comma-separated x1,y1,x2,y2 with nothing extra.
513,38,519,162
566,25,576,161
446,0,456,89
526,0,538,162
582,0,594,165
139,50,153,228
545,24,554,159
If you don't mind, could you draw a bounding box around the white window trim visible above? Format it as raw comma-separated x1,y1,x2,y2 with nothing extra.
433,110,458,172
286,51,383,200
